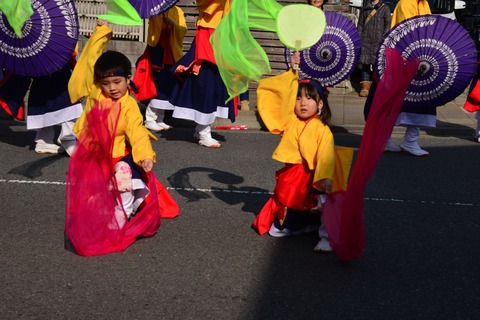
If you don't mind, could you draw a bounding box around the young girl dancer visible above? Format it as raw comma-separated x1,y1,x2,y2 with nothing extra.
253,53,352,252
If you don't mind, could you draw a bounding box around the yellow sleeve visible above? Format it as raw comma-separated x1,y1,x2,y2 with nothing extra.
196,0,231,28
73,88,102,138
147,7,186,62
312,128,335,191
311,129,354,192
73,99,92,138
196,0,222,16
169,7,187,62
419,1,431,15
124,98,157,165
331,147,354,192
147,15,163,47
68,25,112,103
391,0,431,27
257,69,298,134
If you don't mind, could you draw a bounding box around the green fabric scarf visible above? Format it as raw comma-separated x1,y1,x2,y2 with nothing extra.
98,0,142,26
210,0,283,102
0,0,34,37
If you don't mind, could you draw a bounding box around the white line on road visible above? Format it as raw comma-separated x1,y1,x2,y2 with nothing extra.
1,179,479,207
0,179,66,185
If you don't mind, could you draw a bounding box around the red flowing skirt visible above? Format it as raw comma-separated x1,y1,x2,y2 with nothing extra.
253,163,315,235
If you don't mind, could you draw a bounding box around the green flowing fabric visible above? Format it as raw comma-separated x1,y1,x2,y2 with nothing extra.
98,0,142,26
248,0,282,31
211,0,282,102
0,0,34,37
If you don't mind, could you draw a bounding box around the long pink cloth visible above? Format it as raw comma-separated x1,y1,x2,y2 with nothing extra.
65,100,161,256
323,48,420,261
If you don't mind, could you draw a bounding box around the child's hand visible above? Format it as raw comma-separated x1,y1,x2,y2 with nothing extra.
142,158,154,172
97,19,108,27
310,193,326,214
319,178,333,194
291,51,300,70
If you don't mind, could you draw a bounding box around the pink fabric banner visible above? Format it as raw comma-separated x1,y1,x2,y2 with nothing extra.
323,48,420,261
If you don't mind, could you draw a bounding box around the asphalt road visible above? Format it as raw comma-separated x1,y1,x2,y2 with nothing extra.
1,120,480,320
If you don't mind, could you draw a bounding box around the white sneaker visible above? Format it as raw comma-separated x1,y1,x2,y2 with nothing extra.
198,137,222,148
400,141,429,157
35,142,64,154
144,121,166,132
384,139,401,152
313,237,332,253
157,122,173,130
194,124,222,148
268,224,291,237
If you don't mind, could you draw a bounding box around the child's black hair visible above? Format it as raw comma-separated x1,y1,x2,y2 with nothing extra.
307,0,324,9
94,50,132,82
297,80,332,125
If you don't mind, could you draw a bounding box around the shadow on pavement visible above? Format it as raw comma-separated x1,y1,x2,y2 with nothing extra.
425,120,477,141
154,125,227,144
167,166,270,215
0,119,35,149
8,155,64,179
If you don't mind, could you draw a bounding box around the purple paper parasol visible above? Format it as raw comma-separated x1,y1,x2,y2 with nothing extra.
376,15,477,108
285,11,361,86
0,0,79,77
128,0,179,19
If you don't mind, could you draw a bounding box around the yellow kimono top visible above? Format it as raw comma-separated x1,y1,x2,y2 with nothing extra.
70,25,157,166
257,70,335,192
391,0,431,27
196,0,232,28
147,6,187,62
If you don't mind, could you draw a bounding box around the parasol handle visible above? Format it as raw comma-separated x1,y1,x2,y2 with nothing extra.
293,40,301,70
417,61,430,75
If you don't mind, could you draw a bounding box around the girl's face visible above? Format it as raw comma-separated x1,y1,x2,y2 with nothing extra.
310,0,324,9
295,88,323,120
100,76,130,100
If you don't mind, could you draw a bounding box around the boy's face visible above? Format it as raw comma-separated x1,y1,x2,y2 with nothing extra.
100,76,130,100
